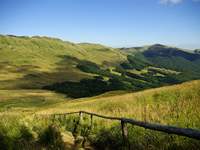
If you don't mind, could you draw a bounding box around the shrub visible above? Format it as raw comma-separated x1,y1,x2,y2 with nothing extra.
44,76,134,98
0,132,12,150
17,125,34,142
90,127,123,150
77,60,101,74
120,55,150,70
108,77,131,90
38,125,65,149
13,125,38,150
44,77,109,98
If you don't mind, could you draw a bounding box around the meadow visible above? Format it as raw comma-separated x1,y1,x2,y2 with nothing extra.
1,35,200,149
0,80,200,149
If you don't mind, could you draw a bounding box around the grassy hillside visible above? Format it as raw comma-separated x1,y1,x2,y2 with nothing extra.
0,80,200,149
0,89,69,112
40,80,200,128
1,34,199,149
120,44,200,80
1,35,200,98
38,80,200,149
0,35,125,90
0,79,199,129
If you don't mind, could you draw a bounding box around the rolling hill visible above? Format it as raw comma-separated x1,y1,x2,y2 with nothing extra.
0,35,200,149
1,80,200,149
0,35,200,98
40,80,200,129
0,35,125,90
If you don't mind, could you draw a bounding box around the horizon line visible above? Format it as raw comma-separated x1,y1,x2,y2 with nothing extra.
0,33,198,51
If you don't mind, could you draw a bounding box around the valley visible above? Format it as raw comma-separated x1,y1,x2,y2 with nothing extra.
0,35,200,149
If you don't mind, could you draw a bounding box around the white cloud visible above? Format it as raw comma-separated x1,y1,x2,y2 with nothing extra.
160,0,200,5
160,0,183,5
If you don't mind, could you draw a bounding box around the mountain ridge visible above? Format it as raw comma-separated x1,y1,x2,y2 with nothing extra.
1,35,200,98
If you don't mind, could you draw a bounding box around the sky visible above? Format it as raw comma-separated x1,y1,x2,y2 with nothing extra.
0,0,200,49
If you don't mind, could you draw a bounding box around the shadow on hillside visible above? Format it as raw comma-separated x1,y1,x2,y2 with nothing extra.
0,55,192,99
0,55,92,90
0,55,136,98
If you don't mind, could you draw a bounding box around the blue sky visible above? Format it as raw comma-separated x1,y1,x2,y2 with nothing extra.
0,0,200,49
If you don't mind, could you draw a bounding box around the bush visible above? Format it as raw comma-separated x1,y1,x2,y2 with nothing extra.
18,125,34,142
120,55,150,70
0,132,12,150
108,77,131,90
44,76,134,98
13,125,39,150
38,125,65,150
77,61,101,74
90,127,124,150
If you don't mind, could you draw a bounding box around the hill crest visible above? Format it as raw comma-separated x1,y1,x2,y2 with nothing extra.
1,35,200,98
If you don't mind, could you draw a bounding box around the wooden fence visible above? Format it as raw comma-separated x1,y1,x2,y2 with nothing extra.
49,111,200,141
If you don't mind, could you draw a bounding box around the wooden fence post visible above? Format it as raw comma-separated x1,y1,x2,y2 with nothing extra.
90,114,93,130
73,112,83,137
64,114,67,121
52,114,56,123
121,120,129,148
79,111,83,125
58,115,62,123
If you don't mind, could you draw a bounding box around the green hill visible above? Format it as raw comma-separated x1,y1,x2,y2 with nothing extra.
0,80,200,150
0,36,200,149
0,35,125,90
120,44,200,81
1,35,200,98
41,80,200,129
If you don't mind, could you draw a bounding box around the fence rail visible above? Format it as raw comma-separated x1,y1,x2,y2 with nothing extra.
46,111,200,140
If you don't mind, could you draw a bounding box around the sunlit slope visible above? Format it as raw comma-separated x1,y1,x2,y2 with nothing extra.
0,36,125,68
1,35,200,98
41,80,200,129
120,44,200,80
0,89,69,112
0,35,125,89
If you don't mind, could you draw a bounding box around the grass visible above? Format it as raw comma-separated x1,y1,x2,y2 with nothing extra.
0,113,76,149
40,80,200,149
0,35,125,90
39,80,200,129
1,35,200,149
1,35,199,92
0,90,69,112
0,80,200,149
1,80,199,129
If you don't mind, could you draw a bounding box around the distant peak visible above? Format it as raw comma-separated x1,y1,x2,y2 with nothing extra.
194,49,200,54
150,44,166,48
